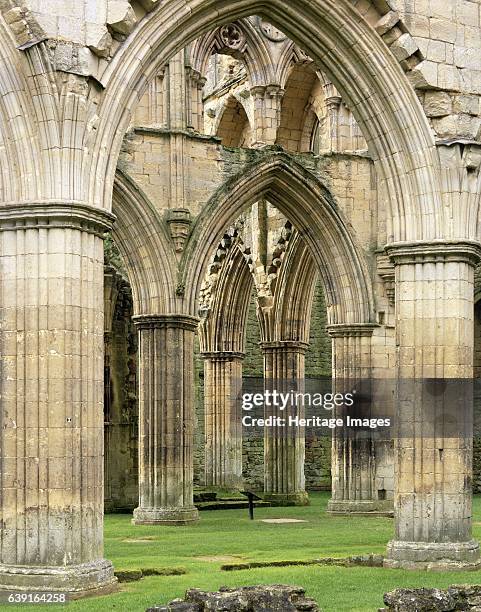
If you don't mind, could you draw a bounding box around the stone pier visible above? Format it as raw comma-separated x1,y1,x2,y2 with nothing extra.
327,324,391,515
132,315,199,525
0,203,116,594
385,242,481,570
262,341,309,506
202,351,244,489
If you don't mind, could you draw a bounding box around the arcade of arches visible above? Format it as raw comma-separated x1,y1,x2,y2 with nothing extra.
3,0,481,597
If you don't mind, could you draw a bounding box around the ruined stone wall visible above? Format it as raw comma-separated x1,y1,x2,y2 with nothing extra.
104,277,138,513
474,296,481,492
305,283,332,490
193,336,206,486
241,289,265,490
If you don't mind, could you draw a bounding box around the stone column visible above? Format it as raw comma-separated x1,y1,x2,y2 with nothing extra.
262,341,309,506
132,315,199,525
250,85,284,147
385,242,481,570
322,81,342,152
202,351,244,490
327,324,391,515
0,203,116,594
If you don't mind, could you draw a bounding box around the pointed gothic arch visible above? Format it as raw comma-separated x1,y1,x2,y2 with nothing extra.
111,170,177,315
181,153,374,326
92,0,440,243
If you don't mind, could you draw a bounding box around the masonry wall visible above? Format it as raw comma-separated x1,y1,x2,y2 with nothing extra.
104,281,138,512
241,289,265,490
473,297,481,493
305,282,332,490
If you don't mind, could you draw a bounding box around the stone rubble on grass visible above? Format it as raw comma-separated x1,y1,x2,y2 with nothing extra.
380,585,481,611
146,584,320,611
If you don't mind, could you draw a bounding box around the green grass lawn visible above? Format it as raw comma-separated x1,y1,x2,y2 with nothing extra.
5,493,481,611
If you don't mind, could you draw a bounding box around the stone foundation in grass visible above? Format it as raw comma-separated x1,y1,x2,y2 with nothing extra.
146,585,320,611
380,585,481,611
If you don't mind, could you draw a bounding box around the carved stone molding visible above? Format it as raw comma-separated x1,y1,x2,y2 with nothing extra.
326,323,378,338
377,254,395,306
219,23,245,50
0,201,115,236
386,240,481,266
132,313,199,331
256,18,287,43
201,351,245,361
166,207,192,253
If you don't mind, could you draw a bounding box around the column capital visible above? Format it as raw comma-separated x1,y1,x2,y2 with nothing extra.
0,201,115,236
385,240,481,266
260,340,309,353
201,351,245,362
132,313,199,331
327,323,378,338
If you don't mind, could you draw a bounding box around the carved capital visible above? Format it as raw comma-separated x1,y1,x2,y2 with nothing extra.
133,314,199,331
0,201,115,236
201,351,245,362
377,254,395,306
260,340,309,354
386,240,481,266
166,208,192,253
326,323,378,338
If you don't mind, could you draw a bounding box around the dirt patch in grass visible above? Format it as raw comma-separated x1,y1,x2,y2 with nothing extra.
194,555,245,562
261,518,308,524
122,536,158,543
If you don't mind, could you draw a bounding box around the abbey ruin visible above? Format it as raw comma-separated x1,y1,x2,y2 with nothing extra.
1,0,481,598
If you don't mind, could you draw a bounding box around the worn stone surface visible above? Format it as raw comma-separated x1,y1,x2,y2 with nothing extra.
3,0,481,595
146,585,320,611
382,585,481,611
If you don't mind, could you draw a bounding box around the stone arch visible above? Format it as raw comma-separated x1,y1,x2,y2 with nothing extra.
93,0,440,244
257,232,318,343
111,169,177,315
181,153,375,326
187,18,274,86
276,63,318,152
0,18,40,202
215,95,252,147
275,42,312,90
199,239,254,353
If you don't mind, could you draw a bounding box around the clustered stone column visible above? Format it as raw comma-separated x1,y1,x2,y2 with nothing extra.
202,351,244,490
0,203,116,594
327,324,391,514
385,242,481,569
250,85,283,147
262,341,309,506
132,314,199,525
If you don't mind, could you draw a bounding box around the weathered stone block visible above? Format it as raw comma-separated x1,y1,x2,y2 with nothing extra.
107,1,137,37
375,10,400,36
86,23,113,57
138,0,161,11
453,94,480,116
382,585,481,611
423,91,453,117
407,60,438,89
147,585,320,611
390,33,419,62
383,587,456,611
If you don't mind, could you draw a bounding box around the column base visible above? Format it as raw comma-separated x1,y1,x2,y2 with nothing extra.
0,559,117,597
132,506,199,525
262,492,310,506
327,499,394,516
384,539,481,571
195,485,244,499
